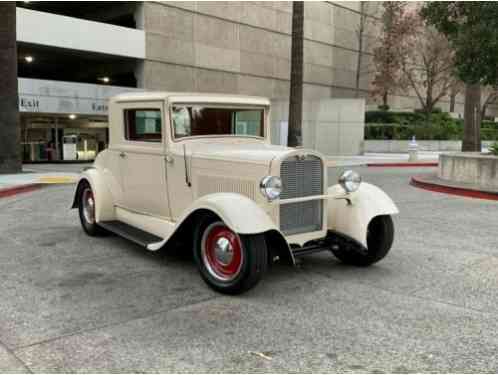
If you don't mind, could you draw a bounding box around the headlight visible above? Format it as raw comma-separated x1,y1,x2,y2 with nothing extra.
339,170,362,193
260,176,282,200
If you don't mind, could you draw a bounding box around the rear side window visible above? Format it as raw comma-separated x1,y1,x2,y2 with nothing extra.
124,109,162,142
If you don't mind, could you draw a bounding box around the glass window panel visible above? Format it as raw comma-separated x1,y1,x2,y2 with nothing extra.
124,109,162,142
172,106,264,139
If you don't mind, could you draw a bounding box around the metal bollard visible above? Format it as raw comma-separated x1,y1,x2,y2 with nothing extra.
408,136,418,162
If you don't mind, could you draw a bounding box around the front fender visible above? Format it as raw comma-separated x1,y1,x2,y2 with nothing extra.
327,182,398,247
71,167,115,222
148,193,292,262
179,193,278,234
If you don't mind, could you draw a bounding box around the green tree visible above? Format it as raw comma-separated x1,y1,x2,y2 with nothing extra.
288,1,304,147
0,2,21,173
422,3,498,152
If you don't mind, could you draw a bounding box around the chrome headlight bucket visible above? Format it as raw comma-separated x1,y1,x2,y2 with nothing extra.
339,170,362,193
260,176,282,201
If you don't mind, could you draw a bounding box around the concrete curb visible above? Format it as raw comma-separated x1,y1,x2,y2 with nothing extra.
368,162,438,167
0,184,43,199
411,175,498,201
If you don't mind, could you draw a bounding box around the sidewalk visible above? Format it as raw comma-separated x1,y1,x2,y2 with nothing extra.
0,166,81,198
326,151,440,167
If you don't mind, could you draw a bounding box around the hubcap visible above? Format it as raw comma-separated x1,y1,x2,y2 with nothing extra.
214,237,234,265
201,222,243,282
82,188,95,224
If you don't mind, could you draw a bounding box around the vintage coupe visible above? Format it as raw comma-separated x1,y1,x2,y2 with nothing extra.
72,92,398,294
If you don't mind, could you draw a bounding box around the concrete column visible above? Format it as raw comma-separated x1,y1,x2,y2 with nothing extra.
0,2,21,173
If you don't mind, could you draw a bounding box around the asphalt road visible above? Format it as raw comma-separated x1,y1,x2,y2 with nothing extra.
1,166,498,372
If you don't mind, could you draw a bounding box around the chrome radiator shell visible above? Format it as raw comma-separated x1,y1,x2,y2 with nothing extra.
279,155,323,235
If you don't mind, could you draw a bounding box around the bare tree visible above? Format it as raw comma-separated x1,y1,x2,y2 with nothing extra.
400,23,456,124
371,2,412,109
288,1,304,147
354,2,367,98
480,85,498,119
449,80,464,113
0,2,21,173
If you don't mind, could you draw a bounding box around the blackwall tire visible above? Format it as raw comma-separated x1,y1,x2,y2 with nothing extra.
332,215,394,266
194,218,268,295
78,181,106,237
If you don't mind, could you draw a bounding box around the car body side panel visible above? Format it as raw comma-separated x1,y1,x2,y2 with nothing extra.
327,182,399,247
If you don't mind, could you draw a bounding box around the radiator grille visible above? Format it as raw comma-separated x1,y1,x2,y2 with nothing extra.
279,155,323,235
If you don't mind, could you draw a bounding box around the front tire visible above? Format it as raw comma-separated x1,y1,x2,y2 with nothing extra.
78,181,106,236
194,218,268,294
332,215,394,266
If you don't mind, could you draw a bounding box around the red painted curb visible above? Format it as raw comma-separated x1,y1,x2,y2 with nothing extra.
410,176,498,201
368,162,439,167
0,184,42,199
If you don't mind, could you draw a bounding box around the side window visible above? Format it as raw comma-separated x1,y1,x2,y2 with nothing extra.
172,106,191,138
124,109,162,142
233,110,263,136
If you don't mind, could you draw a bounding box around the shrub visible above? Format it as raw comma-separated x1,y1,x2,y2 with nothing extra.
365,110,498,140
490,142,498,155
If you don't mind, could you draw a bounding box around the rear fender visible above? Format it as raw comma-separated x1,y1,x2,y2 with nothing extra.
327,182,398,247
71,168,115,222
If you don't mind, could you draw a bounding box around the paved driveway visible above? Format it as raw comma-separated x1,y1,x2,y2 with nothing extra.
1,167,497,372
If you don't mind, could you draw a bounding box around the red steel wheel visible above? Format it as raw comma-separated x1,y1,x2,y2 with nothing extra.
201,222,244,282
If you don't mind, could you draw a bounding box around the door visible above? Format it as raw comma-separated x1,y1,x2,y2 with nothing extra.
116,103,171,219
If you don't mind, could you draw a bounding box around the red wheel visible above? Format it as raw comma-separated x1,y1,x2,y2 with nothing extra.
194,218,268,294
201,223,244,281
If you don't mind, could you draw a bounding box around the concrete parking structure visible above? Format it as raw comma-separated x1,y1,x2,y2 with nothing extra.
1,166,498,372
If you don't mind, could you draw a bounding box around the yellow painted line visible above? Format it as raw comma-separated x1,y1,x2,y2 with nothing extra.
37,176,77,184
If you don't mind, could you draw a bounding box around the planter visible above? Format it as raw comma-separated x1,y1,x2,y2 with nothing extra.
439,152,498,190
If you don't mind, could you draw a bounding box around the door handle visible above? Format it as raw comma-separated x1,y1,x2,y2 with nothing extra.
165,154,174,164
119,152,126,158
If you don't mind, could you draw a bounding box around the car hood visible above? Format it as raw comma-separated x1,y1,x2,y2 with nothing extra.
189,140,295,165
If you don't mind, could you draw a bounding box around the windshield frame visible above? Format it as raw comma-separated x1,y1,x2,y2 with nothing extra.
168,103,269,143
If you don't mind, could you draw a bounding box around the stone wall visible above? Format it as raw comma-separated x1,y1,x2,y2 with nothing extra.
139,1,380,100
137,1,468,116
270,98,365,156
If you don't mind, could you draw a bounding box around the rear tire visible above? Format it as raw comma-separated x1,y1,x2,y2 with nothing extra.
77,181,106,237
332,215,394,266
194,217,268,294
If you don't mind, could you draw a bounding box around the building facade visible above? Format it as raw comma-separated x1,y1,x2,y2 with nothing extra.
16,1,383,162
137,2,379,100
12,1,468,164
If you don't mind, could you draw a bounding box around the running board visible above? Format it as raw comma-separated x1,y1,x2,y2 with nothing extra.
98,220,164,250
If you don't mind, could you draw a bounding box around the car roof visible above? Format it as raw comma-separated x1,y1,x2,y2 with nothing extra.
111,92,270,106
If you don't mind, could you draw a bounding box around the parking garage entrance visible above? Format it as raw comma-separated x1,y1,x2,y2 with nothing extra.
19,77,138,162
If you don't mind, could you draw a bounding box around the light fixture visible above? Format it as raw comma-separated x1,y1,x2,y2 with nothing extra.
99,76,110,83
260,176,283,201
69,114,77,120
339,170,362,193
24,56,34,63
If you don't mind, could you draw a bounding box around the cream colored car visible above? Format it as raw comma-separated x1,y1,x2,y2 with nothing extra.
72,92,398,294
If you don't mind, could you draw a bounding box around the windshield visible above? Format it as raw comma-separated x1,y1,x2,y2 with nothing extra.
172,106,265,139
